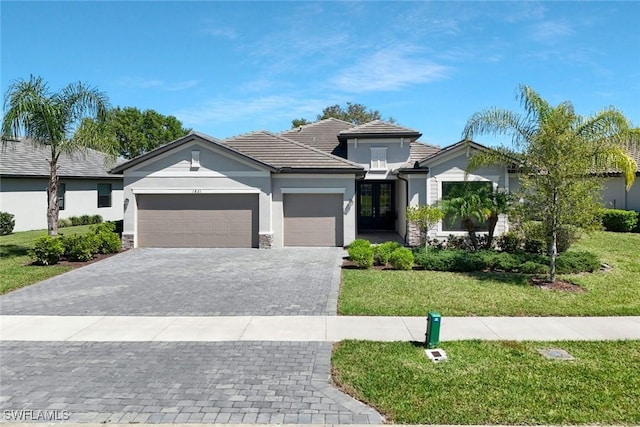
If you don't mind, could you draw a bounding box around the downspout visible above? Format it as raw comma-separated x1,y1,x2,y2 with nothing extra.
398,174,410,245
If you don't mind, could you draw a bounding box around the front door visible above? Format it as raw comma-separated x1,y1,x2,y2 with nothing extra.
358,181,395,230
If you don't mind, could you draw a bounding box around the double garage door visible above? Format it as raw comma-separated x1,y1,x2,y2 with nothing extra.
136,193,343,248
137,194,259,248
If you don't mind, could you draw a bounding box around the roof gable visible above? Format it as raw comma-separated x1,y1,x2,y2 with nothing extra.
224,131,363,171
110,132,277,174
338,120,421,141
0,139,122,179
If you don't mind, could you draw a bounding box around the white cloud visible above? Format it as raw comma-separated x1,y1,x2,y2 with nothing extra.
331,46,451,93
203,26,237,40
528,21,575,43
174,95,333,130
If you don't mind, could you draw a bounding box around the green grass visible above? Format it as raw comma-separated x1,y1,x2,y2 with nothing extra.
0,225,93,294
332,340,640,425
339,231,640,316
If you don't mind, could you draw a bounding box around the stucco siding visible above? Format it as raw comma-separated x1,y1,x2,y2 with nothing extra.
129,141,260,174
346,138,411,172
272,175,356,248
396,178,407,238
0,178,123,232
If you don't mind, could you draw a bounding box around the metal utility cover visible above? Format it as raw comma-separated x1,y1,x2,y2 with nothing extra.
538,348,575,360
425,348,448,363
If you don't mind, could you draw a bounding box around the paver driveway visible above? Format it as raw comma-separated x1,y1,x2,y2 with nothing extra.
0,247,382,423
0,248,343,316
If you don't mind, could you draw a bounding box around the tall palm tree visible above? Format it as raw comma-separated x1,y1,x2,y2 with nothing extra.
2,75,113,236
463,85,638,282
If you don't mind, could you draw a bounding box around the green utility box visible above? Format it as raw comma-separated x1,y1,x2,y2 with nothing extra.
426,311,441,348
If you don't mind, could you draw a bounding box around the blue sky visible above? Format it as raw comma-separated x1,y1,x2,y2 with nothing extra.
2,1,639,148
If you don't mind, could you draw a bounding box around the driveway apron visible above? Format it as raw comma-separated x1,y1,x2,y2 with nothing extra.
0,248,382,424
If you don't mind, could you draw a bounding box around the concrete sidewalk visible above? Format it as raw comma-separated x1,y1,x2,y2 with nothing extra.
2,315,639,342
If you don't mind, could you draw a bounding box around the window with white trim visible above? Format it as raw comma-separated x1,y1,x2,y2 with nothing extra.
370,147,387,170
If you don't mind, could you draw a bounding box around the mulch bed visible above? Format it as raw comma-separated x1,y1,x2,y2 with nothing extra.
28,251,124,269
343,257,586,292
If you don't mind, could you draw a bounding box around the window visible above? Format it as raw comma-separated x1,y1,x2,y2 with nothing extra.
97,183,112,208
370,147,387,170
441,181,492,232
57,183,66,211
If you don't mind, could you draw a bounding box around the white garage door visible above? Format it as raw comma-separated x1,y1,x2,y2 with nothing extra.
283,193,343,247
137,194,258,248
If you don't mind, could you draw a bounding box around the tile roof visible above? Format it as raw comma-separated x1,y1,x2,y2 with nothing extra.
409,141,441,165
338,120,421,139
223,131,363,171
1,139,122,179
279,118,353,158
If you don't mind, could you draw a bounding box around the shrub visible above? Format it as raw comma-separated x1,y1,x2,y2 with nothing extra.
0,211,15,235
373,241,402,265
497,231,521,253
519,261,548,274
58,218,72,228
602,209,638,232
523,238,545,254
485,251,522,271
348,240,374,268
90,222,120,254
414,249,487,272
635,212,640,233
556,225,582,253
79,214,91,225
389,247,414,270
70,216,82,226
61,233,99,261
111,219,124,236
556,251,601,274
90,214,103,224
30,236,65,265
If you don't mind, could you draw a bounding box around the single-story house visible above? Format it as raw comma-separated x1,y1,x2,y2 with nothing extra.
0,141,124,232
110,119,640,249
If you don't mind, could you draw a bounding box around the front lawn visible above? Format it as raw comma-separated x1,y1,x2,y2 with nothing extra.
0,225,93,294
339,231,640,316
332,340,640,425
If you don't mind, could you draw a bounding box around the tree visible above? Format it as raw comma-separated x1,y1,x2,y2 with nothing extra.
440,183,491,251
80,107,190,159
463,85,638,282
406,205,445,249
2,76,114,236
291,102,395,128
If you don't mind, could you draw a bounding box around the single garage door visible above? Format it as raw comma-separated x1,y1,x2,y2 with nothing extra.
283,193,343,247
137,194,258,248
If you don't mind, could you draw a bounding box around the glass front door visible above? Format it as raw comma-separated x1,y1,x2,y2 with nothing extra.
358,181,395,230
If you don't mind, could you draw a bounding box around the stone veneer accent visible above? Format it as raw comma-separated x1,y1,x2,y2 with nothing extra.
407,221,422,247
121,234,134,250
259,232,274,249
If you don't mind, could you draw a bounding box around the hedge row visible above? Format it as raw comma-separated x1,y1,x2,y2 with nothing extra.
347,239,414,270
31,222,121,265
58,215,103,228
601,209,639,233
413,248,601,274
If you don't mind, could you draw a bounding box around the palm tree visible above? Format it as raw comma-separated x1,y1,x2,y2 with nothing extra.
440,183,490,250
2,75,113,236
463,85,638,282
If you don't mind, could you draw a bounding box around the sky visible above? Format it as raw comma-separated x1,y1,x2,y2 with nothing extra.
2,1,639,148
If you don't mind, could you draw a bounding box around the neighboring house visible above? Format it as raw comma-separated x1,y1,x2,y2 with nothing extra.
0,140,124,232
110,118,640,249
599,144,640,211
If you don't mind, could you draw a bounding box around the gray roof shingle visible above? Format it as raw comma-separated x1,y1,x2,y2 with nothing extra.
1,140,122,179
338,120,421,139
409,141,441,165
223,131,363,171
279,118,353,158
